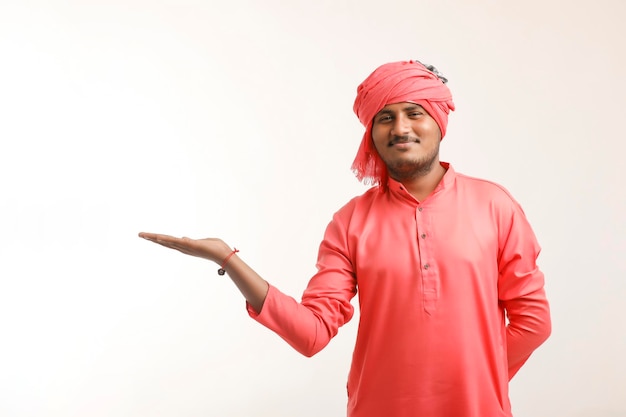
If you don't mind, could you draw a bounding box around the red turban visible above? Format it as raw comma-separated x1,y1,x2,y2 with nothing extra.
351,60,455,186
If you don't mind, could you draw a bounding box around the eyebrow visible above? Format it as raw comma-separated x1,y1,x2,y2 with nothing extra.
375,104,423,117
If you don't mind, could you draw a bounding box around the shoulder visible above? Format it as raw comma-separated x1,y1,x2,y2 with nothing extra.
336,186,380,212
451,171,538,246
327,186,383,228
453,171,522,208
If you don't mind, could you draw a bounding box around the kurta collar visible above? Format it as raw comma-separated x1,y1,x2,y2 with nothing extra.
386,162,456,202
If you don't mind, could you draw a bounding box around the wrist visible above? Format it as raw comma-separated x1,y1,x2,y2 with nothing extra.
217,247,239,275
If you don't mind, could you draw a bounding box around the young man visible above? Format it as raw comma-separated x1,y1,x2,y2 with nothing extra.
139,60,551,417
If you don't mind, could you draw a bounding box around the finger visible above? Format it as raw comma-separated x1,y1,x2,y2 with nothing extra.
149,238,181,249
138,232,164,241
145,234,199,254
139,232,181,244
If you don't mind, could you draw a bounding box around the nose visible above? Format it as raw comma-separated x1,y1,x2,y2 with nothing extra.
390,114,410,136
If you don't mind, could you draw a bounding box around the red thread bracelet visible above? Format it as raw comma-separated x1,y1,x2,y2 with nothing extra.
217,248,239,275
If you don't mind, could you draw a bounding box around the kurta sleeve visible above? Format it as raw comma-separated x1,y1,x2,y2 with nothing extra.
247,207,358,357
497,200,552,379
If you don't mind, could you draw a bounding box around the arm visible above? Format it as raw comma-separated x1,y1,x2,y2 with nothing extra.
248,214,357,356
139,212,357,357
497,203,552,379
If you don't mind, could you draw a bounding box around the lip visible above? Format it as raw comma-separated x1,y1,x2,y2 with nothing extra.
392,142,413,148
389,140,419,148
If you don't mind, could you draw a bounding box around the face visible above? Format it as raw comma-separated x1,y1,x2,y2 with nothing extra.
371,102,442,181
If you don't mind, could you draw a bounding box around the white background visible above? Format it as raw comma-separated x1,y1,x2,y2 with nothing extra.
1,1,625,416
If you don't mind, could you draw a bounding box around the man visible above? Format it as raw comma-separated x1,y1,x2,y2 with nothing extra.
139,60,551,417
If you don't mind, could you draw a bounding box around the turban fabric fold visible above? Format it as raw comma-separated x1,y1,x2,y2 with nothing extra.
351,60,455,186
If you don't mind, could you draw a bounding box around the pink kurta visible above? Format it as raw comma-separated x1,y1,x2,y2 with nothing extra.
248,163,551,417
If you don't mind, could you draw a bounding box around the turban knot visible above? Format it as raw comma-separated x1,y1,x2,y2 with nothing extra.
351,60,455,186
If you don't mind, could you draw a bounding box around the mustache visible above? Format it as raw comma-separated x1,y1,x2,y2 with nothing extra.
389,135,420,146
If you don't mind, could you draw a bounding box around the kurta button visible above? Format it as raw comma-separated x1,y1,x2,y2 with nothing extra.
418,207,423,212
424,264,430,270
421,233,426,239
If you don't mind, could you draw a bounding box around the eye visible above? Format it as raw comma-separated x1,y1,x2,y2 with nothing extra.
376,115,393,123
408,111,422,118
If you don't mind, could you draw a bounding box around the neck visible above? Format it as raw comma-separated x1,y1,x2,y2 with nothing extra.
396,162,447,201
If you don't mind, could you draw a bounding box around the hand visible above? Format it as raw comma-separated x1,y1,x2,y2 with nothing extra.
139,232,268,312
138,232,231,265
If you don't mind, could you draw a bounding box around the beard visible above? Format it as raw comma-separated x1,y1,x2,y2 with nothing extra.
383,141,440,182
